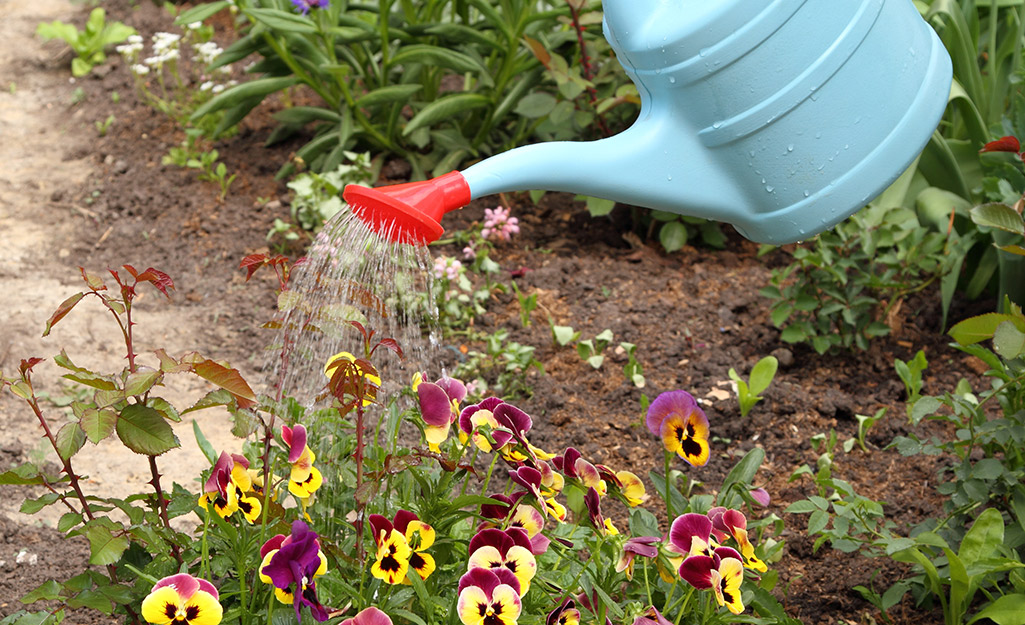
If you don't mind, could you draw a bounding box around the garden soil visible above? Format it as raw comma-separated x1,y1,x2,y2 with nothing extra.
0,2,994,624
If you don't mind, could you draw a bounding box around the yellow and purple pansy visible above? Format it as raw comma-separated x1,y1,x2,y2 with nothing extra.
545,598,581,625
646,390,710,467
457,567,522,625
369,510,436,583
258,521,329,622
583,487,618,536
141,573,222,625
414,374,467,451
467,528,537,596
709,507,768,572
677,546,746,615
669,513,718,558
197,452,262,523
631,606,673,625
282,424,324,499
553,448,606,496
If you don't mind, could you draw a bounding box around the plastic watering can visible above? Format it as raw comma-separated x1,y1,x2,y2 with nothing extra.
343,0,953,245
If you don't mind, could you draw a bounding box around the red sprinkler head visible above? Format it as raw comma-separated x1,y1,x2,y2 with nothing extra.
343,171,472,245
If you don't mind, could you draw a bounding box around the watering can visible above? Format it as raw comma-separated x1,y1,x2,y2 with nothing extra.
343,0,953,245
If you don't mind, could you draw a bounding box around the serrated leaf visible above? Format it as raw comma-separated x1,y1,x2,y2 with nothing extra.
116,404,179,456
21,493,61,514
56,422,86,461
66,589,112,614
124,367,160,397
58,512,83,533
81,523,129,566
192,360,256,409
182,388,235,414
42,293,84,337
147,397,180,422
20,580,63,604
0,462,47,486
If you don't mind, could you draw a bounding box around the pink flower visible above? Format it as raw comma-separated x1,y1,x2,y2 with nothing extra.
432,256,462,281
481,207,519,241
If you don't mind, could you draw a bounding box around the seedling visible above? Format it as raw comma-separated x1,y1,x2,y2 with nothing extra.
853,408,886,452
894,349,927,411
95,114,114,137
509,280,538,327
619,342,645,388
37,8,136,77
578,329,614,369
551,324,581,346
728,355,779,417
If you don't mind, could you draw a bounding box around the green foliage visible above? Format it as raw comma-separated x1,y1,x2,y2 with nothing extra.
728,355,778,418
181,0,620,179
761,204,950,353
452,328,543,399
37,8,136,77
576,328,614,369
269,153,377,243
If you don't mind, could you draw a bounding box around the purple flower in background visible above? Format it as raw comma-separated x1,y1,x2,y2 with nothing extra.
291,0,329,15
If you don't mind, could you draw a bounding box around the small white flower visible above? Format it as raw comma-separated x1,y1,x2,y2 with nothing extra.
127,34,143,45
211,84,225,94
131,64,151,75
186,21,203,30
199,81,214,91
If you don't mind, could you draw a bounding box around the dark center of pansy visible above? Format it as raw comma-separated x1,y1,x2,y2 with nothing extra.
409,552,425,570
164,603,178,619
380,555,402,572
680,437,703,458
505,559,518,573
185,605,200,621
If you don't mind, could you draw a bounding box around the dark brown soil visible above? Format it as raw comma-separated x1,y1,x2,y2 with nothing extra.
1,2,992,624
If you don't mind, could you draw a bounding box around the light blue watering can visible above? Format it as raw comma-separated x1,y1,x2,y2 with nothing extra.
344,0,953,245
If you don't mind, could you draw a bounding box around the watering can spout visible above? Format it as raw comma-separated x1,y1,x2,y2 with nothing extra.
345,0,952,245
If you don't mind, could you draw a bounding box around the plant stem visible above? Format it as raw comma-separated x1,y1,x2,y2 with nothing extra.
664,451,674,519
147,455,183,564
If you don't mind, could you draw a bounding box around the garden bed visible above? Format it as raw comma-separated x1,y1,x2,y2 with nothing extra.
0,2,997,624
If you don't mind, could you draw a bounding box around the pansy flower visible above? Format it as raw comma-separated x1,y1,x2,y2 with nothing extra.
678,547,746,615
198,452,262,523
291,0,329,15
615,470,646,507
646,391,710,466
340,607,392,625
259,521,329,622
282,424,324,499
468,528,537,595
370,510,436,583
459,397,517,453
141,573,222,625
546,598,580,625
415,374,467,451
616,536,660,579
711,508,767,572
457,568,522,625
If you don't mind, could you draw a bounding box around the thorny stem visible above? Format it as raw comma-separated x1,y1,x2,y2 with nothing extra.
355,401,367,562
148,455,183,564
25,385,141,624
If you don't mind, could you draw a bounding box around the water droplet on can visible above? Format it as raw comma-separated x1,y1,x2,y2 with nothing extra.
787,144,794,152
765,185,774,193
667,175,673,181
669,76,676,84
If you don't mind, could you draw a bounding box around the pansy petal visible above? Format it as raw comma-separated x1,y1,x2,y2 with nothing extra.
660,413,710,467
436,376,467,405
195,579,219,601
481,493,514,520
494,402,532,435
457,585,490,625
286,424,307,463
491,584,523,624
142,586,184,624
717,557,746,614
409,550,436,581
184,590,223,625
152,573,200,599
238,493,263,524
669,513,712,554
508,504,544,538
261,536,285,559
259,551,276,583
678,555,716,589
418,382,455,427
351,606,393,625
467,545,505,572
503,545,537,594
616,470,646,506
469,528,512,555
406,520,436,550
458,566,503,596
369,514,394,546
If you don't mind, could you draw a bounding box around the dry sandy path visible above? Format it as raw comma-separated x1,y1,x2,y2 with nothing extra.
0,0,241,529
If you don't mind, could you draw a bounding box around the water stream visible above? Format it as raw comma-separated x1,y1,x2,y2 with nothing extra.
265,207,443,408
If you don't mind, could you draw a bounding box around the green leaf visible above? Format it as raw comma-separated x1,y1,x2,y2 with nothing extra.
191,360,256,407
147,397,180,423
66,589,111,614
585,196,616,217
244,8,316,33
807,509,829,535
79,409,117,444
514,93,557,118
116,404,179,456
173,1,231,25
716,447,765,507
81,523,129,566
970,203,1025,235
552,325,578,346
124,367,160,397
20,580,63,604
388,44,481,73
950,313,1023,345
659,221,688,252
403,93,491,136
273,106,343,125
785,500,818,514
959,507,1003,568
182,389,235,414
192,421,219,465
748,356,779,395
993,320,1025,359
21,493,60,514
354,84,424,109
0,462,47,486
191,77,300,120
967,593,1025,624
54,349,117,390
58,512,82,533
55,422,86,462
42,293,84,337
